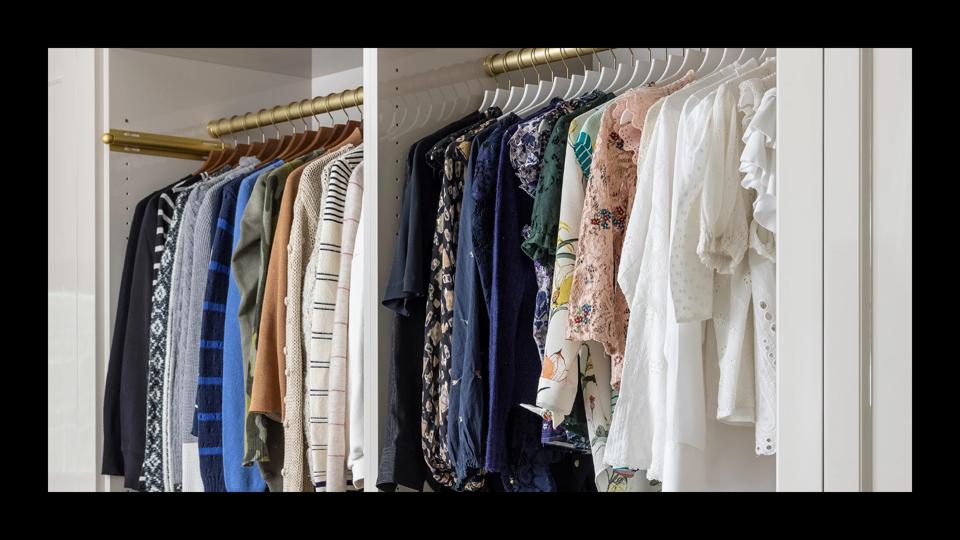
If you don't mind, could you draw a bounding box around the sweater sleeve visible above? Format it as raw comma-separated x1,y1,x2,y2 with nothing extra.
101,198,149,478
116,195,161,489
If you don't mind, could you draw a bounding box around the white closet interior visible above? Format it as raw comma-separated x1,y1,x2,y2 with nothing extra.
46,47,909,492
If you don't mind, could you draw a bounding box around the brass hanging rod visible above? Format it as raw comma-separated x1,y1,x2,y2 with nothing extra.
207,86,363,138
101,129,222,161
482,48,612,77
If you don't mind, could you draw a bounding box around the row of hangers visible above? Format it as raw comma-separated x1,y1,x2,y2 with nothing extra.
479,47,776,116
196,96,364,175
383,48,775,140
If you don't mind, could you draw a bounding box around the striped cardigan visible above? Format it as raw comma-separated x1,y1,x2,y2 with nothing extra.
306,145,364,490
280,144,356,492
329,160,365,491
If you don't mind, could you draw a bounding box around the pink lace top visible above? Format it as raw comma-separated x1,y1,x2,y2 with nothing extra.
566,71,696,389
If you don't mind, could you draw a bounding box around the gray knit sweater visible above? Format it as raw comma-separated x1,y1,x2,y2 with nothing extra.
173,158,260,491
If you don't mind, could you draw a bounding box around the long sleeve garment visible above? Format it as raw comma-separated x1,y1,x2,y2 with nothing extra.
377,110,486,492
486,121,555,491
322,153,365,492
513,92,611,359
567,72,696,390
606,62,747,479
739,83,778,454
196,177,246,492
287,142,360,493
305,146,365,490
283,138,359,491
248,157,313,491
250,157,312,420
447,123,497,487
222,167,275,492
178,157,260,492
166,179,213,491
143,184,194,492
231,162,282,466
102,191,158,490
346,172,366,489
421,118,500,491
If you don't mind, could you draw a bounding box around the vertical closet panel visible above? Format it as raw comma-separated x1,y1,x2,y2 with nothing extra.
870,48,911,492
48,47,99,492
822,48,867,491
777,48,824,491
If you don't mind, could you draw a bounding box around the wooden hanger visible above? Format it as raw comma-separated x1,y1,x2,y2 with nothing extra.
251,109,281,162
275,103,311,161
281,101,319,160
329,93,362,147
298,97,336,155
195,141,224,175
260,106,294,163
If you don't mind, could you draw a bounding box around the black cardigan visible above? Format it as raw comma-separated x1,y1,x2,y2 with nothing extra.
101,191,161,489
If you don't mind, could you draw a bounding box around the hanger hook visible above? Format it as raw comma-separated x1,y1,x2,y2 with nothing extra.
499,55,512,87
574,48,587,72
608,48,618,66
527,49,542,83
306,99,322,130
269,107,282,138
296,101,310,131
283,103,297,134
323,94,336,124
540,48,555,79
353,89,363,122
254,109,266,143
516,50,527,85
337,92,348,121
230,117,240,147
646,48,653,62
243,113,253,145
626,47,635,63
558,48,570,78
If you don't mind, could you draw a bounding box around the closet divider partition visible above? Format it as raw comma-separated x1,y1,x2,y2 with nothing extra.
72,47,898,492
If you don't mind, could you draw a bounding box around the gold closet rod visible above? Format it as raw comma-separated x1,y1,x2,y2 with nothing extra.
100,86,364,160
482,48,612,77
207,86,363,138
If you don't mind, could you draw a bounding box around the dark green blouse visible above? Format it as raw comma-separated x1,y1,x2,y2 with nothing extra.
521,92,615,263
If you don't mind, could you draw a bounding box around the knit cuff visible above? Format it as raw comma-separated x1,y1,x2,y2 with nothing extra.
241,412,270,465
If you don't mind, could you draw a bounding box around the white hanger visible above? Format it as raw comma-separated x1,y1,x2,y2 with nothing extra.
480,55,513,112
501,51,539,114
695,47,724,77
656,48,686,84
605,48,632,91
716,48,743,70
519,49,570,116
452,81,476,118
760,48,776,59
594,49,619,93
566,48,603,99
562,48,589,100
394,92,430,139
613,48,652,94
641,48,669,85
661,48,704,84
737,48,764,64
387,94,416,139
510,49,546,114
